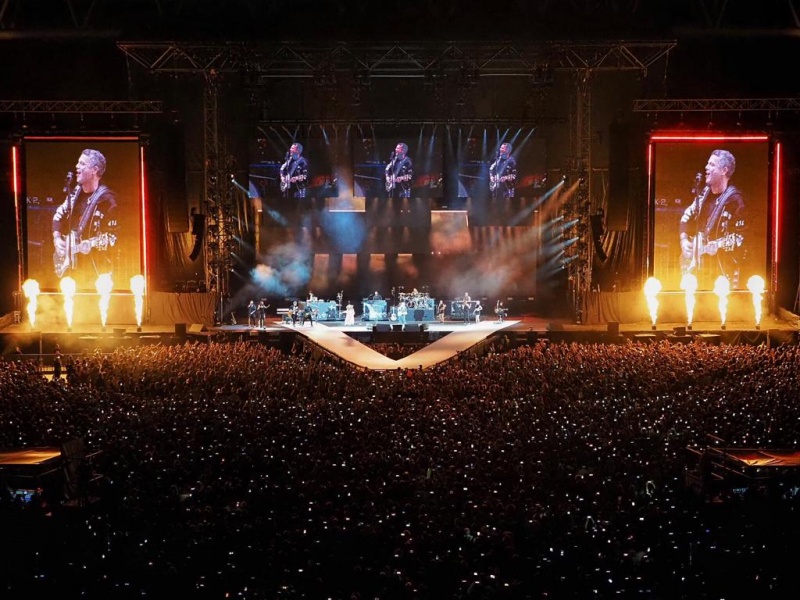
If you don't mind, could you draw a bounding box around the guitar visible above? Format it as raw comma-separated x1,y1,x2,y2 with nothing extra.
680,232,743,273
54,231,117,278
489,173,516,192
280,173,306,192
386,173,412,192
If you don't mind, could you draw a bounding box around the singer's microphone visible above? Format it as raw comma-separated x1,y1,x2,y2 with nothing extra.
692,172,703,194
63,171,74,193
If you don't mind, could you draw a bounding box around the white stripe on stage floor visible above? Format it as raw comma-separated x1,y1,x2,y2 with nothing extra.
282,320,518,370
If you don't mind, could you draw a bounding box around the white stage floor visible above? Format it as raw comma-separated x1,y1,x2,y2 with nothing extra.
282,320,518,370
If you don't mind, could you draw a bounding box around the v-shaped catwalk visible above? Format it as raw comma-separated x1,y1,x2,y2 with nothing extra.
283,320,518,370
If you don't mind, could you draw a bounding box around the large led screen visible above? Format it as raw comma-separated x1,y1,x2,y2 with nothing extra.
651,136,769,292
24,138,143,292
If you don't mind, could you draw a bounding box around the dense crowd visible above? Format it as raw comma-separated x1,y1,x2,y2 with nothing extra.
2,338,800,599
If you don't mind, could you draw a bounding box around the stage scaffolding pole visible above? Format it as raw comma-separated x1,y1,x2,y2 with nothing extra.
567,69,593,323
202,71,234,325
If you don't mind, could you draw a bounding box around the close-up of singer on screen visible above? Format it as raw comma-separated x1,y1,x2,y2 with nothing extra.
678,148,747,289
279,142,309,199
51,148,119,289
385,142,413,198
489,142,517,198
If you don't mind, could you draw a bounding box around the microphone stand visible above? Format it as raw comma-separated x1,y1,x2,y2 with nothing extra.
64,177,79,277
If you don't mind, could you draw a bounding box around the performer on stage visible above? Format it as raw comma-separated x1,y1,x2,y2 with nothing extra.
279,142,309,199
385,142,413,199
397,300,408,330
344,301,355,326
301,304,314,327
52,148,119,289
257,299,268,328
495,300,507,323
247,300,257,327
489,142,517,199
462,292,472,324
437,299,447,323
473,300,483,324
290,301,300,325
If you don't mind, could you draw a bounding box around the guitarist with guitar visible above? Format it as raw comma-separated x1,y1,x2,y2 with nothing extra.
384,142,413,198
489,142,517,198
279,142,309,198
679,149,746,289
52,148,119,288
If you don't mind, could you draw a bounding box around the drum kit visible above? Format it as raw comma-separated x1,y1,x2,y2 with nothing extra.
398,287,433,309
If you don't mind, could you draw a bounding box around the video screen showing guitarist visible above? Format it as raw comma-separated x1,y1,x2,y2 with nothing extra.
489,142,517,198
678,149,747,289
52,148,119,289
385,142,413,198
279,142,309,199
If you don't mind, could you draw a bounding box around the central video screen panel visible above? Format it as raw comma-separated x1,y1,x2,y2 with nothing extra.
246,124,548,304
651,135,770,292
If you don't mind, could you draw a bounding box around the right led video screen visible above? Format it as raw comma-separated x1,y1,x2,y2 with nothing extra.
651,134,770,292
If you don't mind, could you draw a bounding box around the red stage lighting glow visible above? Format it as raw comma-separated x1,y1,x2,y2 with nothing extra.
140,144,149,296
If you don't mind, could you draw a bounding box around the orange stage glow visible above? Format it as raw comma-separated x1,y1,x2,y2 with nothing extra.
643,277,661,326
95,273,114,328
131,274,146,327
713,275,731,326
680,273,698,326
60,276,76,329
747,275,766,328
21,278,40,328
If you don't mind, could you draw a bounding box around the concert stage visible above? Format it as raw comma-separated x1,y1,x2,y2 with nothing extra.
2,310,797,370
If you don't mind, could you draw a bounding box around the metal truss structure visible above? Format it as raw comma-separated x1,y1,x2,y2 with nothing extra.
202,73,236,322
117,40,675,78
117,40,674,321
3,1,799,38
0,100,162,114
254,118,548,127
634,98,800,113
